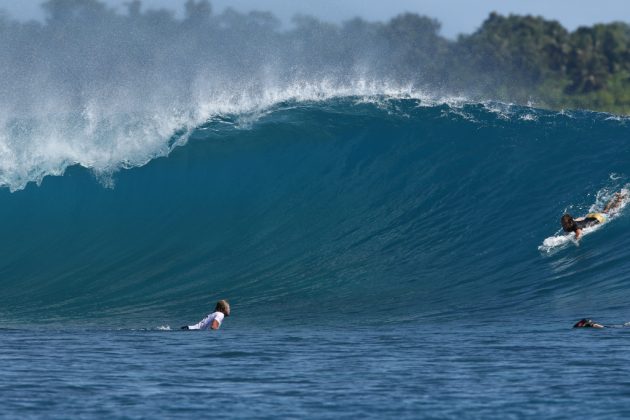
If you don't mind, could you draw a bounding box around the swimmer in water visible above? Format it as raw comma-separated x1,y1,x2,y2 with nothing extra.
560,192,627,240
573,318,605,328
181,299,230,330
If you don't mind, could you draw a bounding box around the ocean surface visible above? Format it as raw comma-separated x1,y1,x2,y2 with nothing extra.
3,97,630,418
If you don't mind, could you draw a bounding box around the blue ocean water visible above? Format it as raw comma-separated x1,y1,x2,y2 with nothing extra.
3,98,630,418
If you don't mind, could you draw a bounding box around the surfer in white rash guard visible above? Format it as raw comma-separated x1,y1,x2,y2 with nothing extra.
181,300,230,330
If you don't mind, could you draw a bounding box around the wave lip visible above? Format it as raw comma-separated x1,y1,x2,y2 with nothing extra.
0,83,468,192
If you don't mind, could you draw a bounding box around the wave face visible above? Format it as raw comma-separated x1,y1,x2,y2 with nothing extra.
2,97,630,326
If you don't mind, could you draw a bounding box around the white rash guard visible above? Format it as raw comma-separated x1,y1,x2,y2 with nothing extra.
188,311,225,330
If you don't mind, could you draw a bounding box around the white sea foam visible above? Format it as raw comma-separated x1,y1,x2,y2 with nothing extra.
519,113,538,121
0,79,466,192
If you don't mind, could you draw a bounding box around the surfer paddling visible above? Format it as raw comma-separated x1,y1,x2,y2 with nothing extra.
573,318,630,329
560,192,627,240
573,319,605,328
181,300,230,330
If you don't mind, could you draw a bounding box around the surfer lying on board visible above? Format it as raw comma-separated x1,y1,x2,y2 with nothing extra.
560,192,627,239
181,300,230,330
574,318,630,328
573,319,605,328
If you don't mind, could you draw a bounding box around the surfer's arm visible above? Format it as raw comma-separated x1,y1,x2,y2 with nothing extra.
210,313,224,330
574,229,582,240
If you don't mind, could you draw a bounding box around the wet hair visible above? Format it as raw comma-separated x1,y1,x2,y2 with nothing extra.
561,214,577,232
215,300,230,317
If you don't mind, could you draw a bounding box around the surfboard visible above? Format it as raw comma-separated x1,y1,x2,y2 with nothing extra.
539,225,601,252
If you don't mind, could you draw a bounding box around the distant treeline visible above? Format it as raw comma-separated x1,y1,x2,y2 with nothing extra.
3,0,630,113
451,13,630,113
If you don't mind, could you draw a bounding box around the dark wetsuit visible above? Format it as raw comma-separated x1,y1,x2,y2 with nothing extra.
575,217,600,230
575,213,606,230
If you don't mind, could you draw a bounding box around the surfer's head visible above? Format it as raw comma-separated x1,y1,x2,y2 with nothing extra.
215,299,230,317
561,214,577,232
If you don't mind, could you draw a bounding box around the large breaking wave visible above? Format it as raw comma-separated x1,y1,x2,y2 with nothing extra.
2,96,630,327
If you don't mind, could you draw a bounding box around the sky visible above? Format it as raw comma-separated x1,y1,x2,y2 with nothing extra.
1,0,629,38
